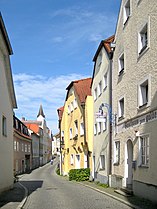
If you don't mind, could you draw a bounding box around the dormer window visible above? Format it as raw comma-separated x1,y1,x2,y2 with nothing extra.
123,0,131,25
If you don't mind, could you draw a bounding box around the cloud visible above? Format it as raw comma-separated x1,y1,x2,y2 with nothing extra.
13,73,89,133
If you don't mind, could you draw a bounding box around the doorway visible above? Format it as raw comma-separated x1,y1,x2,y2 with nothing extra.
126,139,133,189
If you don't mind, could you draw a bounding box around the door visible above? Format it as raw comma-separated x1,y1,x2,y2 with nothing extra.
127,140,133,189
75,155,80,169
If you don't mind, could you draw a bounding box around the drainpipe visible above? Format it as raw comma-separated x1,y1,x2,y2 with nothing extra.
109,52,113,176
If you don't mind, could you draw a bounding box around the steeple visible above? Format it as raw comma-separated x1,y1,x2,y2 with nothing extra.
37,104,45,118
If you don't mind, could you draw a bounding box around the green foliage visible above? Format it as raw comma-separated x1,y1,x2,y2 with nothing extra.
95,181,109,188
56,167,60,175
69,168,90,181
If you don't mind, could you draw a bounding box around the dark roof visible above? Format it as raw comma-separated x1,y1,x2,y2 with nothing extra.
37,104,45,118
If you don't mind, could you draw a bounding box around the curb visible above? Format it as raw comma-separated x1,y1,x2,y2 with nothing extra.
16,182,28,209
78,182,142,209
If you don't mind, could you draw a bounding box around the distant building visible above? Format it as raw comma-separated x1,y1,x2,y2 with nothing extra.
13,116,32,174
0,14,17,193
91,35,114,184
57,78,93,176
52,133,60,156
23,105,52,166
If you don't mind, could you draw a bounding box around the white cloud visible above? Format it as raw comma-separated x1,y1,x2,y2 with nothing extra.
13,73,89,134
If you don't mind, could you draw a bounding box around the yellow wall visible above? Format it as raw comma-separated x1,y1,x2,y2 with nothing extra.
60,87,94,175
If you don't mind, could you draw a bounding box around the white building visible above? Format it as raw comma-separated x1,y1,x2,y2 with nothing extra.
0,14,17,193
112,0,157,202
52,133,60,156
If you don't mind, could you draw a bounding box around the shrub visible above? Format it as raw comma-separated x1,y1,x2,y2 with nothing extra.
69,168,90,181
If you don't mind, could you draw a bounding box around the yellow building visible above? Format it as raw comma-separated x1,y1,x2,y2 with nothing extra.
57,78,93,176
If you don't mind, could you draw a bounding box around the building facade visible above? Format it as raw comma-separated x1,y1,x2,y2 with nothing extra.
0,14,17,193
91,35,114,184
52,133,60,156
13,116,32,174
111,0,157,202
58,78,93,176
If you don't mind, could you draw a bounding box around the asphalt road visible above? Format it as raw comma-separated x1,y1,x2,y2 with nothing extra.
21,158,132,209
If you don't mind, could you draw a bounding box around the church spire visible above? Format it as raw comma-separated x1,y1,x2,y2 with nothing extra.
37,104,45,118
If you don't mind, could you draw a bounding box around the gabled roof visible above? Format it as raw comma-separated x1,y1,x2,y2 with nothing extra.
57,106,64,120
25,123,40,134
93,35,115,62
66,78,92,104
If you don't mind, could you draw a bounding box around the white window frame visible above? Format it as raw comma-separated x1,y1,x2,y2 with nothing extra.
98,81,102,97
118,96,125,118
14,141,17,151
68,105,71,114
97,122,101,134
103,73,107,90
28,144,31,153
25,144,27,152
80,122,84,136
139,135,149,167
99,155,105,170
22,143,24,152
74,120,78,136
74,98,77,109
138,23,148,55
138,75,150,108
114,141,120,164
69,128,73,139
123,0,131,25
118,53,124,75
94,123,97,135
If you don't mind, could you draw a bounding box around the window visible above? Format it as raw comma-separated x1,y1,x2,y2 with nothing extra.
17,142,19,151
68,105,71,114
119,53,124,75
114,141,120,164
98,81,102,96
22,143,24,152
80,122,84,136
97,122,101,134
70,128,73,139
94,87,97,101
123,0,130,25
74,98,77,109
140,135,149,166
25,144,27,152
100,155,105,170
70,154,74,165
138,79,149,107
61,131,64,144
74,120,78,136
94,124,97,135
2,116,7,136
103,73,107,90
71,102,74,112
102,121,107,131
28,145,31,153
118,97,124,118
139,24,148,55
14,141,17,151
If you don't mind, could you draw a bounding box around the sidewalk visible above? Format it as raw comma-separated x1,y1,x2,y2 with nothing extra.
0,182,26,209
79,181,157,209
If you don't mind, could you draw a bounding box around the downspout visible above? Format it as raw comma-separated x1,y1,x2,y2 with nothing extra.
109,52,113,176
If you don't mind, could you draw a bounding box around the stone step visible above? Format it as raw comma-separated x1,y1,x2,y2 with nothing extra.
114,189,132,197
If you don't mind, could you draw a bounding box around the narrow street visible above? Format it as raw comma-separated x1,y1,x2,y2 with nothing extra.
20,158,132,209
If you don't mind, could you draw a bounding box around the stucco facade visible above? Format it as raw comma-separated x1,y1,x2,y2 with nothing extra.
59,78,93,175
91,36,114,184
112,0,157,202
0,14,17,193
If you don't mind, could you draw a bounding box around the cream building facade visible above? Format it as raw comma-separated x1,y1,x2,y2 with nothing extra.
91,36,114,184
111,0,157,202
0,14,17,193
58,78,93,176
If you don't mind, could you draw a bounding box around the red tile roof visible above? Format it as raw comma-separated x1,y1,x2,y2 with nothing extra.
66,78,92,104
25,123,40,134
93,35,115,61
57,106,64,120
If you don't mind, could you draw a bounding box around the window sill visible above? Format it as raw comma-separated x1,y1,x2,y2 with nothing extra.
113,162,120,166
118,68,124,77
138,46,149,61
137,103,149,111
118,116,125,121
103,86,107,92
138,164,149,168
123,16,130,28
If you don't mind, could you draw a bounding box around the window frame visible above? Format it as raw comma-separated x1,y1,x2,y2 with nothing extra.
2,115,7,137
118,96,125,119
99,155,105,170
80,122,84,136
69,128,73,139
114,141,120,165
103,73,107,90
118,53,125,76
139,134,149,167
123,0,131,25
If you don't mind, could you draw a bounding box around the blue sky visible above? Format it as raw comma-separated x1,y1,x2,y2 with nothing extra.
1,0,121,133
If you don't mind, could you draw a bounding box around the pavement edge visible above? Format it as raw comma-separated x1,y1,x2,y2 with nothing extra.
16,182,28,209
